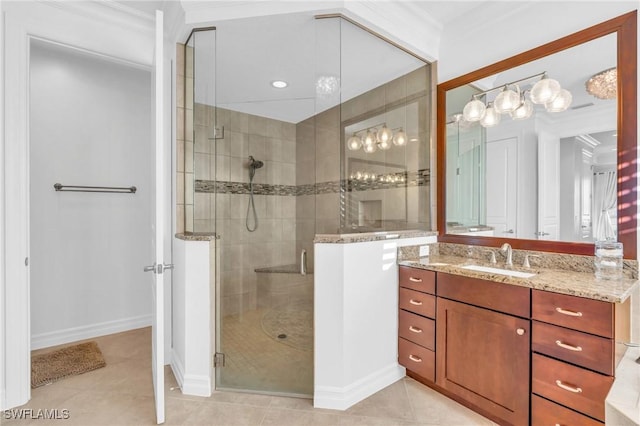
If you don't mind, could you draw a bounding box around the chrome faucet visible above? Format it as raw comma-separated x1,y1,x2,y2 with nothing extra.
500,243,513,267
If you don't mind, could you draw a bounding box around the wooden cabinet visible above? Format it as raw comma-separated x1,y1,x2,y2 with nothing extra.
398,266,436,382
436,275,530,426
398,267,630,426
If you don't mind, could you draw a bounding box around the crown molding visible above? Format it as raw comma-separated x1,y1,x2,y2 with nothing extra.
40,0,155,35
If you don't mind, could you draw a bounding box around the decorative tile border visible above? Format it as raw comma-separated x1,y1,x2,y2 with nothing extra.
195,169,430,196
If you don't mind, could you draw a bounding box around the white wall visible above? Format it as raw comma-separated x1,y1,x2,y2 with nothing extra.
1,0,165,409
29,40,152,348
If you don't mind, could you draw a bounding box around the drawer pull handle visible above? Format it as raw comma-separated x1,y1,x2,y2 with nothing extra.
409,277,423,283
555,380,582,393
409,299,423,306
555,340,583,352
409,326,423,333
555,307,583,317
408,354,422,363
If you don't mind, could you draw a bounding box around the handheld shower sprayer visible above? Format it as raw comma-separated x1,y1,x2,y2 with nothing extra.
246,156,264,232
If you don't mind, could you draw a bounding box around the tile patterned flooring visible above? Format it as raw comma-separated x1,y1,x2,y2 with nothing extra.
5,328,496,425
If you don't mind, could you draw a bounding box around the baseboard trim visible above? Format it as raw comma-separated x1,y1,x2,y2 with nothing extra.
170,350,211,397
31,315,152,350
314,363,406,410
170,350,185,389
181,373,212,397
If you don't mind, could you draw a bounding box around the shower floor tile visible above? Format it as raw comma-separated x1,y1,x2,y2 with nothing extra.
219,307,313,396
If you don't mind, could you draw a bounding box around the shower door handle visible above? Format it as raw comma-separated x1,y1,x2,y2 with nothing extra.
300,250,307,276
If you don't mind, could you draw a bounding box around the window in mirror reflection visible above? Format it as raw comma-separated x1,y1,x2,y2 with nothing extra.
445,33,617,243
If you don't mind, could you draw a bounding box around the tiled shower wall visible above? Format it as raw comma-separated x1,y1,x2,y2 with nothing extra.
194,104,298,316
295,65,431,264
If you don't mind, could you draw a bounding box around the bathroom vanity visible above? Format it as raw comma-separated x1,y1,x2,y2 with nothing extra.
398,254,636,426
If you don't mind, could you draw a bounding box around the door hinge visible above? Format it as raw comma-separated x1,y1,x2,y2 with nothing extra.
213,352,225,368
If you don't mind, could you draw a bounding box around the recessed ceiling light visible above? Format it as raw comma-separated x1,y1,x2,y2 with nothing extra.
271,80,288,89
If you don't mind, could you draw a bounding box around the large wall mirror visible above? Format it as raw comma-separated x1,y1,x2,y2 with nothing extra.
437,12,637,258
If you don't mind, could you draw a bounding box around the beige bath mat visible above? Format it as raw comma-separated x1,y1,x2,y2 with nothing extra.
31,341,106,388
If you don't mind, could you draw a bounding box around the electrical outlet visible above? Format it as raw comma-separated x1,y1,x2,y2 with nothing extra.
419,245,429,257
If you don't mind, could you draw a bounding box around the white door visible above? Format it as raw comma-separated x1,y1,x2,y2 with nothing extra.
143,10,167,425
537,131,560,240
486,138,517,237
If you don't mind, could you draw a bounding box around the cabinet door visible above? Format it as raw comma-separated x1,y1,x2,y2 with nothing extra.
436,298,530,426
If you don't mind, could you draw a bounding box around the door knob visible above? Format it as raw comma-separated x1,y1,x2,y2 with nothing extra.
516,328,526,335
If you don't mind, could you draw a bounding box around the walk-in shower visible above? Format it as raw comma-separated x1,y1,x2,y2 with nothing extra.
184,12,430,398
246,156,264,232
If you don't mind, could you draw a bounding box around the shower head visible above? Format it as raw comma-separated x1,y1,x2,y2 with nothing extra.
249,156,264,169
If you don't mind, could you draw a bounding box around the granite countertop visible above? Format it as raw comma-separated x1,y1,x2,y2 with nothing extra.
400,254,639,303
175,232,218,241
314,230,437,244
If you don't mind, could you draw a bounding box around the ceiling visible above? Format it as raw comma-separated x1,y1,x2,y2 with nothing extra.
193,12,427,123
117,1,489,123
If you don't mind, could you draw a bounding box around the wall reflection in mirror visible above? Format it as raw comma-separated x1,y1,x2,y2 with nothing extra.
445,33,617,243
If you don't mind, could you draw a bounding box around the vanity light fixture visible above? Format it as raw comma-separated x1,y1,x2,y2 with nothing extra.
510,92,534,120
479,103,501,127
346,124,410,153
545,88,573,112
586,67,617,100
271,80,288,89
494,85,521,113
461,71,571,128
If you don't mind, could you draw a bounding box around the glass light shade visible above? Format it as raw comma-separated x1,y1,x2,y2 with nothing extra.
347,134,362,151
480,104,501,127
510,99,534,120
462,98,486,122
545,88,572,112
530,77,561,104
494,87,520,113
378,138,392,150
392,129,408,146
377,125,393,145
362,142,377,154
363,130,377,148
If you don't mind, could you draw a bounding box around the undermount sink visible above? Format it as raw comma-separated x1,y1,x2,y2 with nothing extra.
460,264,537,278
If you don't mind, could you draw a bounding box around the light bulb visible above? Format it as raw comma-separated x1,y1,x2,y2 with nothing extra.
378,138,392,150
510,99,534,120
347,134,362,151
545,88,572,112
363,130,377,147
530,76,561,104
377,125,393,145
362,142,377,154
462,98,486,122
493,86,520,113
392,129,407,146
480,103,501,127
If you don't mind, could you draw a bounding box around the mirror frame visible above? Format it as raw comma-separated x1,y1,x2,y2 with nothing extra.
437,11,637,259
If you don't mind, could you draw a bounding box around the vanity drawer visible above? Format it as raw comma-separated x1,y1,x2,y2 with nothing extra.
399,266,435,294
398,337,435,382
532,321,613,375
399,309,435,350
531,394,603,426
399,288,436,318
532,290,613,338
532,354,613,421
437,273,530,318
